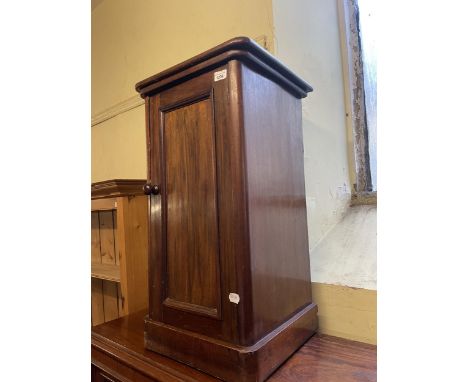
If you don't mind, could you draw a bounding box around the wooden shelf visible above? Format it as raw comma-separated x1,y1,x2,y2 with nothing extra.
91,263,121,282
91,198,118,211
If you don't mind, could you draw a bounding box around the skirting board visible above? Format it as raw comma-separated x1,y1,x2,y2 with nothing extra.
311,282,376,344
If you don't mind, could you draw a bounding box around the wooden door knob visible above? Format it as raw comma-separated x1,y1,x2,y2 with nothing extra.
143,184,152,195
143,184,160,195
151,184,160,195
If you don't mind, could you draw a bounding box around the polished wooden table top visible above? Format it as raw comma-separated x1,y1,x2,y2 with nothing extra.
92,311,376,382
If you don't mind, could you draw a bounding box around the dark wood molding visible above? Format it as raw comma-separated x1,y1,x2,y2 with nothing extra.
162,298,220,320
91,179,147,199
135,36,313,99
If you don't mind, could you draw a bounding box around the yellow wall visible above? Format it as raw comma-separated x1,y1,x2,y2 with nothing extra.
312,282,376,344
91,0,274,182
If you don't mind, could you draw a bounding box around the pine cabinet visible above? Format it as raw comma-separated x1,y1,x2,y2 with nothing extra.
91,179,148,326
136,37,318,382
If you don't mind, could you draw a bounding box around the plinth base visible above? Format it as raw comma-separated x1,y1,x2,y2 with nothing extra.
144,303,318,382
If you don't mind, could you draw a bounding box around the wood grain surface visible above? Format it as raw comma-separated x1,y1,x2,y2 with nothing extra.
91,179,147,199
91,184,148,326
91,212,101,264
91,263,121,282
116,195,149,315
272,334,376,381
147,69,238,342
99,211,116,265
91,207,120,326
91,278,105,326
92,310,376,382
241,63,313,342
102,280,119,322
164,97,220,316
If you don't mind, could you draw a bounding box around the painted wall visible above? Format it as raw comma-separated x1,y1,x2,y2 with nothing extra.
272,0,352,254
91,0,274,182
311,205,377,290
310,205,377,344
311,282,376,344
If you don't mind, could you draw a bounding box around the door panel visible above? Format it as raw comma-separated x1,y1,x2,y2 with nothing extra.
147,63,250,343
162,96,221,319
147,68,235,340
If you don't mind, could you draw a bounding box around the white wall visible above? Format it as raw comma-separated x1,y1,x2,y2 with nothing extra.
272,0,352,259
311,205,377,290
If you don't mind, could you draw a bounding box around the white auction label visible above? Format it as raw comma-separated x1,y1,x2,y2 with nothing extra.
214,69,227,82
228,293,240,304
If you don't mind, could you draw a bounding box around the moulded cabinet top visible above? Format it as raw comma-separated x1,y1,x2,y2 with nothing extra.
135,36,313,99
91,179,147,199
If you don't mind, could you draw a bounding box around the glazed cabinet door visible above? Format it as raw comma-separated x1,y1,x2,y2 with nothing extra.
147,65,246,343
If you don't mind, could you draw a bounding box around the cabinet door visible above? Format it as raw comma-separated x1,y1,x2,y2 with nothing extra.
147,66,247,342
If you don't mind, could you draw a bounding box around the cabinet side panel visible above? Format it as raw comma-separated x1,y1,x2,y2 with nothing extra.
241,64,313,341
122,195,149,313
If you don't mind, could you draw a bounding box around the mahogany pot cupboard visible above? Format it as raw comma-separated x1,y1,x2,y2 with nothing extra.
133,37,318,382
